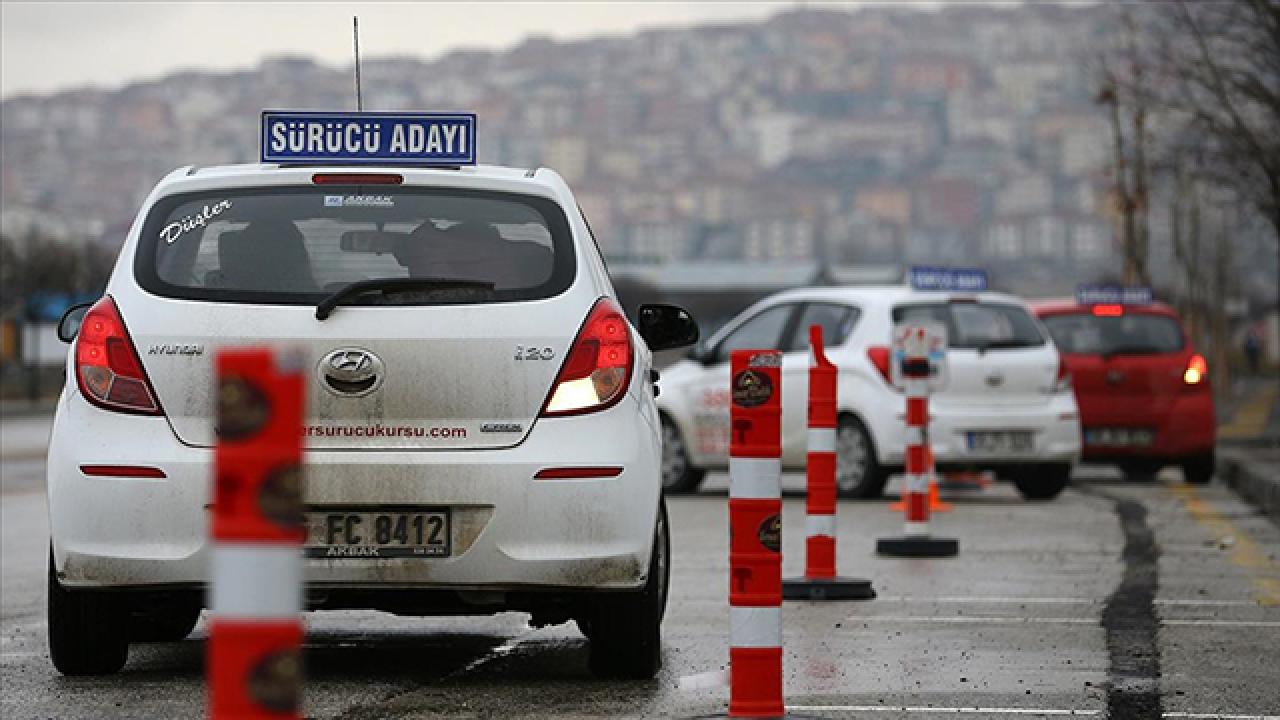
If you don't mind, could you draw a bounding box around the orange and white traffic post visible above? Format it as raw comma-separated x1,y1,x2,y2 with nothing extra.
888,446,953,513
208,348,306,719
782,325,875,601
876,324,958,558
727,349,785,718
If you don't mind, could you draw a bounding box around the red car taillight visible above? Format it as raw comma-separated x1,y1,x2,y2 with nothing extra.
866,345,894,386
541,298,633,417
75,296,162,415
1184,354,1208,385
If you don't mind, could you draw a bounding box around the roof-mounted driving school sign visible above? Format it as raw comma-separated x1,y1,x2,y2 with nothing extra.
260,111,476,165
908,266,988,293
1076,284,1153,305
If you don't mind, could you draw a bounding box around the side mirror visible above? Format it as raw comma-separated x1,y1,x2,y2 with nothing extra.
57,302,92,343
637,303,699,352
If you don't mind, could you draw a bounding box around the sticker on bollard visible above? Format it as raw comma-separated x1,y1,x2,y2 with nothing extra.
717,349,820,720
208,348,306,720
877,324,958,559
783,325,875,602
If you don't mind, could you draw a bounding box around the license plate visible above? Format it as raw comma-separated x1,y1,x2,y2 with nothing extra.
965,431,1034,454
305,509,450,558
1084,428,1154,447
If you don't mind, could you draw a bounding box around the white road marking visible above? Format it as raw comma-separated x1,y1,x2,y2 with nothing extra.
677,668,729,690
786,705,1099,716
1163,714,1280,720
875,596,1263,607
787,709,1279,719
848,616,1280,628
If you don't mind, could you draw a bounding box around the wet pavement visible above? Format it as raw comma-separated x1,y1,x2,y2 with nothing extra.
3,434,1279,718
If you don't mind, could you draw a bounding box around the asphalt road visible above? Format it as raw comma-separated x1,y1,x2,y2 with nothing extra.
3,423,1279,718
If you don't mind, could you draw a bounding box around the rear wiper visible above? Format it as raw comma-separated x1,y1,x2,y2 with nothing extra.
1102,345,1160,360
974,340,1034,355
315,277,496,320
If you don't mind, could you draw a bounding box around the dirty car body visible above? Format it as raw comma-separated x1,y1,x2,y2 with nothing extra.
46,161,679,676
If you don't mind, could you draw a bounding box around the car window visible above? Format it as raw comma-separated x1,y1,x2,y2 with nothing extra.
714,304,796,364
135,187,575,306
892,302,1044,350
784,303,859,353
1042,313,1184,355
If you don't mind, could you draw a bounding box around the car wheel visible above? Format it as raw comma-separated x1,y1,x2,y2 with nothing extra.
835,416,888,499
586,498,668,679
1182,453,1214,485
48,549,129,675
1013,464,1071,501
131,602,202,643
660,414,705,494
1119,460,1163,482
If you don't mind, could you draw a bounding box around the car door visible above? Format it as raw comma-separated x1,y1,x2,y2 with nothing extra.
684,302,801,468
778,302,860,468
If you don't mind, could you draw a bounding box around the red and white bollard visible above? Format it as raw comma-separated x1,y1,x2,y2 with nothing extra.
782,325,875,601
728,349,784,718
877,327,958,558
208,348,306,719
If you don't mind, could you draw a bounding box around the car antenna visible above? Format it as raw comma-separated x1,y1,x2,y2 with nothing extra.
353,15,364,111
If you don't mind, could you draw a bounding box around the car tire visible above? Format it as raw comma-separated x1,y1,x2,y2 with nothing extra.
1182,453,1214,485
585,498,668,679
1119,460,1164,482
1012,464,1071,501
835,415,889,499
48,549,129,676
660,414,705,494
131,602,202,643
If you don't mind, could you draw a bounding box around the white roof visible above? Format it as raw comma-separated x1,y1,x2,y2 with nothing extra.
765,284,1027,308
150,162,567,201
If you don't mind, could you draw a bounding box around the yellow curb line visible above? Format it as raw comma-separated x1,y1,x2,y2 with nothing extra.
1168,484,1280,607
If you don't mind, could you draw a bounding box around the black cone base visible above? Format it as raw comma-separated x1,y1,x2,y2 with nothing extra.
876,536,959,557
782,576,876,601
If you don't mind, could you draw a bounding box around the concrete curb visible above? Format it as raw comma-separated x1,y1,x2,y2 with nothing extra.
1218,448,1280,525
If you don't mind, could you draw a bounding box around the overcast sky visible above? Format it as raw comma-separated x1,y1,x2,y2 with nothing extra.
0,2,880,99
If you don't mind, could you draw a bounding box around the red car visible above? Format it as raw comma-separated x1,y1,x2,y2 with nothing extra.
1032,298,1215,483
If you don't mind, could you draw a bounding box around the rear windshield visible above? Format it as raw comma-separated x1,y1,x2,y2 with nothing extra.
135,186,575,305
891,302,1045,350
1041,312,1185,355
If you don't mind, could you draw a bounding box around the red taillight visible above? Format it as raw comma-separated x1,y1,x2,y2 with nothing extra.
1092,304,1124,317
866,346,893,385
312,173,403,185
1184,354,1208,385
541,298,633,417
75,296,162,415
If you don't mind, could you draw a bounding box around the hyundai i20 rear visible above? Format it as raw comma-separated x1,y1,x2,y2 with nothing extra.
46,163,694,678
1033,300,1215,484
657,286,1080,501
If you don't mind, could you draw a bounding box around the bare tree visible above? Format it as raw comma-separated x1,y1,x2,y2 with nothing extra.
1155,0,1280,311
1096,9,1154,286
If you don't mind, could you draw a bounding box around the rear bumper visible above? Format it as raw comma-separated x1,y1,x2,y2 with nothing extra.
871,393,1081,468
48,390,661,593
1078,390,1215,462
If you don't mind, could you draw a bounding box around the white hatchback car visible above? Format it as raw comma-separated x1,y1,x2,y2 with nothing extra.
47,161,697,677
657,285,1080,500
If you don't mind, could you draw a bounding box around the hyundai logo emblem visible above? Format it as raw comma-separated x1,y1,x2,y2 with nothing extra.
318,347,384,397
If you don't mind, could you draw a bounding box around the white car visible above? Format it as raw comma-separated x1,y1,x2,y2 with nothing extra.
657,285,1080,500
46,159,697,677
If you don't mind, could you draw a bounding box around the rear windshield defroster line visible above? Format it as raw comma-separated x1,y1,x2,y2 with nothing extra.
133,185,576,307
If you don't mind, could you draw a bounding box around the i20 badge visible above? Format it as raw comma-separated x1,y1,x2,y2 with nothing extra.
318,347,385,397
